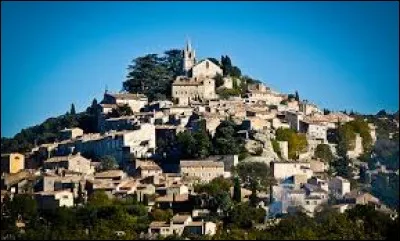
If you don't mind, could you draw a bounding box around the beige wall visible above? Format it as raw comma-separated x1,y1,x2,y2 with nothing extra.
1,153,24,174
192,59,222,78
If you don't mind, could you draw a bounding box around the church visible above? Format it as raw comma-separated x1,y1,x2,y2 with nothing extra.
172,40,223,105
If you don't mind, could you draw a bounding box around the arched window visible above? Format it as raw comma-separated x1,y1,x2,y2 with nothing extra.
206,61,209,69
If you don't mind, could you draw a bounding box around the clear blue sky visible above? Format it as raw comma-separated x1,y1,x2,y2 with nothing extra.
1,1,399,138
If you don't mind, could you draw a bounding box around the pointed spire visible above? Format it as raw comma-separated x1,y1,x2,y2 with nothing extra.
186,36,192,51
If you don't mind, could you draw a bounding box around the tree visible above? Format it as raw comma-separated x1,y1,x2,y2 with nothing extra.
150,208,173,222
216,88,241,100
207,57,220,66
70,103,76,115
108,104,134,118
233,177,241,203
99,155,119,171
123,53,172,101
314,144,334,163
377,109,387,116
233,162,276,192
295,91,300,101
275,128,308,159
248,179,258,207
323,108,331,115
194,176,232,196
214,73,224,88
212,120,244,155
176,122,211,159
88,191,112,207
227,203,265,229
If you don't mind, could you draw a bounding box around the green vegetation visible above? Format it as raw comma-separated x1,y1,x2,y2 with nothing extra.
233,162,276,193
314,144,334,163
150,208,173,222
220,55,241,77
295,90,300,101
217,88,241,100
1,192,149,240
99,155,119,171
271,140,281,157
1,98,100,154
213,205,398,240
123,50,183,101
212,120,245,156
176,120,212,159
214,73,224,88
194,176,232,197
232,177,242,203
336,118,372,157
275,128,308,160
108,104,134,118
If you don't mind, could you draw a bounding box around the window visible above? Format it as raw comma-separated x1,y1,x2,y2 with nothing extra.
206,61,209,69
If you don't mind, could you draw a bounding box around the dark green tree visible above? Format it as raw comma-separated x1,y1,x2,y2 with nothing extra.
70,103,76,115
314,144,334,163
212,120,243,155
99,155,119,171
214,73,224,88
233,177,241,203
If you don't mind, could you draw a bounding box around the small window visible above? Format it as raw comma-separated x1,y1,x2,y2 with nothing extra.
206,61,209,69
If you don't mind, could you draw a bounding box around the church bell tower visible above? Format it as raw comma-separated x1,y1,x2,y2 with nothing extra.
183,38,196,75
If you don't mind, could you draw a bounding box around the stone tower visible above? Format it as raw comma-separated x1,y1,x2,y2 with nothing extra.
183,39,196,75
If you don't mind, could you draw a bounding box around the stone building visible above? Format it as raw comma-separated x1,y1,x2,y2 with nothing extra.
180,160,225,183
100,91,148,113
1,153,25,174
43,153,94,175
172,40,221,105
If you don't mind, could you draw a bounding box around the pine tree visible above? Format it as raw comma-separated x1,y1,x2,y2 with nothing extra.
295,91,300,101
233,177,241,202
70,103,76,115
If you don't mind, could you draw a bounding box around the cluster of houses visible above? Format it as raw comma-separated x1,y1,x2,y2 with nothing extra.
1,40,397,237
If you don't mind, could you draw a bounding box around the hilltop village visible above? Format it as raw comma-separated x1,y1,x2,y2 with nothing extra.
1,40,399,240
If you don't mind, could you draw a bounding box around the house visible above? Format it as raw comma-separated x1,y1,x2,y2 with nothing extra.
115,179,138,196
95,170,127,181
299,120,327,142
343,190,380,205
137,161,162,178
55,123,156,165
43,153,94,175
86,179,117,198
328,176,351,198
100,91,148,113
166,184,189,196
34,190,74,210
1,170,33,194
136,183,156,203
1,153,25,174
148,214,193,237
59,128,84,141
180,160,225,183
271,161,313,180
184,221,217,236
38,174,85,198
172,40,219,105
309,159,328,173
155,194,192,212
